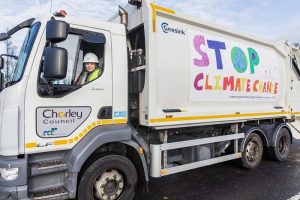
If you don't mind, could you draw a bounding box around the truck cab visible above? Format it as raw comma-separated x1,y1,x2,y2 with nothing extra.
0,11,136,199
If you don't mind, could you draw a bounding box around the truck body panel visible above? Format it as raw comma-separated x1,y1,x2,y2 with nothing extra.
124,2,291,127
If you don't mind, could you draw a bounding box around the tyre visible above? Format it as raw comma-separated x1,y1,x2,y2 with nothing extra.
241,133,263,169
269,128,291,161
78,154,138,200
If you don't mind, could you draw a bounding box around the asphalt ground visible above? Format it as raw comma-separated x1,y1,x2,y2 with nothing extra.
135,140,300,200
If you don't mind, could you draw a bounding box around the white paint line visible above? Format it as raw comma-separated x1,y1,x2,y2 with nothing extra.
287,193,300,200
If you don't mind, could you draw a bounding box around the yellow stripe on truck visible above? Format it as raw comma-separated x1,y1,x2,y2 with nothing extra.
150,111,288,123
155,5,176,15
150,3,157,32
25,119,127,149
150,3,176,32
54,140,68,146
25,142,37,149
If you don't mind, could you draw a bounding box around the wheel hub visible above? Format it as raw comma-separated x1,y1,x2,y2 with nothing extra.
246,141,259,161
279,136,287,154
94,169,124,200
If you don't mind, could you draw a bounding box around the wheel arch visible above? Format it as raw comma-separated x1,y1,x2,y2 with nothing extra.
240,126,269,152
64,124,149,187
65,125,132,173
271,123,293,147
78,141,149,183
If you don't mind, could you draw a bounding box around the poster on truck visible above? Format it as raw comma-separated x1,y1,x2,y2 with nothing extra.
188,29,280,102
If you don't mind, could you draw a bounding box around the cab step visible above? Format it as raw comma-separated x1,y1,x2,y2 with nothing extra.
32,186,69,200
31,160,67,176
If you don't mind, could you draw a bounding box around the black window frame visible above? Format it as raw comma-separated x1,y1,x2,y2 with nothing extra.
8,22,41,86
37,27,107,97
292,56,300,80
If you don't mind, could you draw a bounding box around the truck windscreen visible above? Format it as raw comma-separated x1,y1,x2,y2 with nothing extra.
8,22,41,86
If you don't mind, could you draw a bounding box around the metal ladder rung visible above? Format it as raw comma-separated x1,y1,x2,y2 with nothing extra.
32,186,68,200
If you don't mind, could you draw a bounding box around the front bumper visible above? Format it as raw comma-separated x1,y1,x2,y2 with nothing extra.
0,185,27,200
0,156,28,200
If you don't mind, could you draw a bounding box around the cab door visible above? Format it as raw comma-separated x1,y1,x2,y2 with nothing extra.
24,25,113,154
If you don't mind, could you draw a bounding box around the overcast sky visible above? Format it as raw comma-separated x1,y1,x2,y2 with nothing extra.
0,0,300,54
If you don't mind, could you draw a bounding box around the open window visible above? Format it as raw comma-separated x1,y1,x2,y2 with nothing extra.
38,29,106,97
127,24,146,125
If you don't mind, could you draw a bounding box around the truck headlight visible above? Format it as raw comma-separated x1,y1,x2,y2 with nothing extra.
0,167,19,181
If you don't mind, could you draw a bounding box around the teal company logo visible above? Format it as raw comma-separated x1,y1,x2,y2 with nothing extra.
114,111,127,118
43,128,58,136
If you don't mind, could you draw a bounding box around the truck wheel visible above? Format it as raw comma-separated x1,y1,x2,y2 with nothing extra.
242,133,263,169
269,128,291,161
78,154,137,200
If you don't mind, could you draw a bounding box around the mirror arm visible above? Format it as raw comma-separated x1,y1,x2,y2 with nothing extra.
0,54,18,60
7,18,35,36
46,81,54,96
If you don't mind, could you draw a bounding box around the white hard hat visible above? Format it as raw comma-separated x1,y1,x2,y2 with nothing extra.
83,53,99,64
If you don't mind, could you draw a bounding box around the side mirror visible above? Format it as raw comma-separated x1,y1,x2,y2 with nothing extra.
128,0,142,7
0,57,4,70
0,33,10,42
44,47,68,80
46,20,69,43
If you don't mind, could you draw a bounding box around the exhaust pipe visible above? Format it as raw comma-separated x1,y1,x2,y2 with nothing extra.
119,6,128,28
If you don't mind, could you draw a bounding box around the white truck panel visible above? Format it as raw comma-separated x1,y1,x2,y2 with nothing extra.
138,2,290,127
112,34,128,121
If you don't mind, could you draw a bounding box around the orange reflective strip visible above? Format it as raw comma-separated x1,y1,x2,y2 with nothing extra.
161,169,168,175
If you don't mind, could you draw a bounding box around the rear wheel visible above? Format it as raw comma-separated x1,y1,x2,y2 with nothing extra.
242,133,263,169
269,128,291,161
78,154,137,200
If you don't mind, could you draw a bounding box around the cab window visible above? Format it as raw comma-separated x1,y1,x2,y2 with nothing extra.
38,30,106,96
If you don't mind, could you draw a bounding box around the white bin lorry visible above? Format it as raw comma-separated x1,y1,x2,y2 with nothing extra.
0,0,300,199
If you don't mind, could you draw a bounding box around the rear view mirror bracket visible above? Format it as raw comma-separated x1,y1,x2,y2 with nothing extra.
0,54,18,70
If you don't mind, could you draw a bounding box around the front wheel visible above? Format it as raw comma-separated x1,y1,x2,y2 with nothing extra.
241,133,263,169
78,154,137,200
